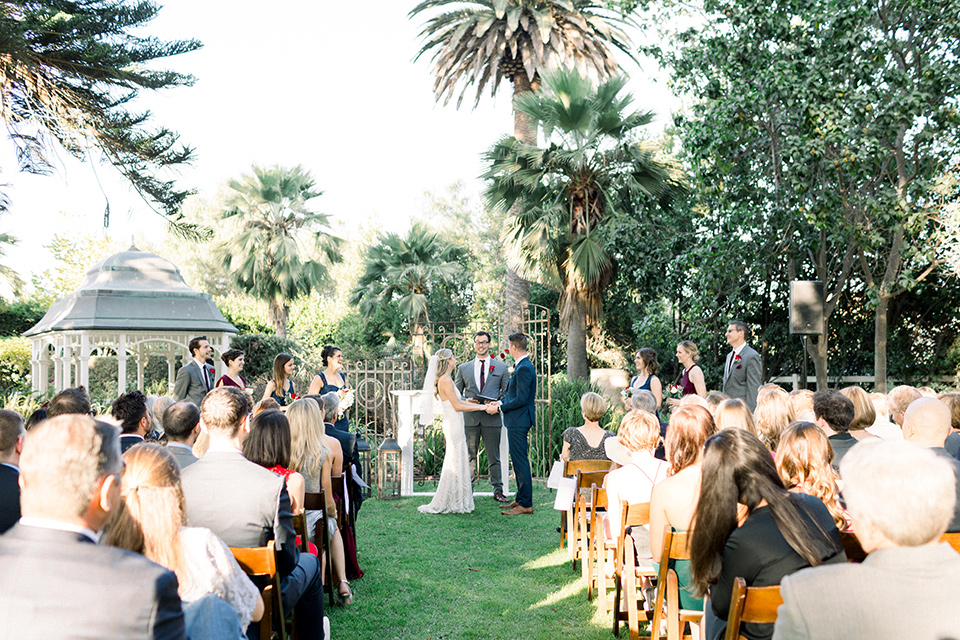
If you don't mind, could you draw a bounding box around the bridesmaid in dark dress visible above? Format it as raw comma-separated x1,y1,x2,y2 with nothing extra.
307,345,349,431
629,348,663,414
215,349,247,389
261,353,296,406
668,341,706,409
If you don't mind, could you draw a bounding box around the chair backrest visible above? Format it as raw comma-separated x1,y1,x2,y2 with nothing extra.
941,532,960,553
230,542,286,640
565,459,614,476
575,470,609,492
291,512,308,553
649,525,699,636
723,577,783,640
616,501,651,570
303,489,336,606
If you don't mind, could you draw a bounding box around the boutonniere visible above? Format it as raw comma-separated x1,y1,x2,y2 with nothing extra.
488,363,496,374
733,354,742,363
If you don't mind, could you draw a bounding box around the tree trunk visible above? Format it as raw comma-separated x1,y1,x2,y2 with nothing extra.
269,300,288,338
503,72,540,336
875,296,889,392
566,297,589,381
807,331,829,391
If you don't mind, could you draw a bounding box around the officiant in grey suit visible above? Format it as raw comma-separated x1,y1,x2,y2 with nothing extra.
455,331,511,503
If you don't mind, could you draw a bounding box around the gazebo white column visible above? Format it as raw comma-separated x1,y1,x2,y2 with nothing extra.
117,334,128,394
78,334,90,390
136,343,145,391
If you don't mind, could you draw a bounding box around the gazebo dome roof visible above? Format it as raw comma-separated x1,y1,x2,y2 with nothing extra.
25,246,238,336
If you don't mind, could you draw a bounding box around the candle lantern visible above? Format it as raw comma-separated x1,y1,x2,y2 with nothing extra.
376,437,402,499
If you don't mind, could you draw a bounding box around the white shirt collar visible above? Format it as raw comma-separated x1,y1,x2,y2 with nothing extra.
193,356,207,368
515,354,529,364
166,442,194,452
0,462,18,471
732,343,746,357
19,517,99,543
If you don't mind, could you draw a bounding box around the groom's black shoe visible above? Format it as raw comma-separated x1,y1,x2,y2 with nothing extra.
494,490,510,503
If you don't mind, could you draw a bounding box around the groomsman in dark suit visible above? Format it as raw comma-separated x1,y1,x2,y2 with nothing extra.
111,390,151,453
181,387,326,639
0,409,24,534
173,336,214,406
489,333,537,515
0,414,187,639
455,331,511,502
722,320,762,411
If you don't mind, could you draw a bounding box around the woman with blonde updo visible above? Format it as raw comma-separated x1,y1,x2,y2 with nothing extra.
102,444,263,633
775,422,849,530
668,341,706,408
753,386,796,451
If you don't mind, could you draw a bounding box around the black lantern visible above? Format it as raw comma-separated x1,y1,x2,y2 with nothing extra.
376,437,402,499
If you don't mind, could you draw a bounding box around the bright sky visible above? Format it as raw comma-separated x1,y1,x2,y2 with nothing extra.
3,0,678,294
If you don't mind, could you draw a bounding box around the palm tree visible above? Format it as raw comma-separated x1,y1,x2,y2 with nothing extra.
350,223,465,354
409,0,636,327
484,68,682,380
218,165,341,337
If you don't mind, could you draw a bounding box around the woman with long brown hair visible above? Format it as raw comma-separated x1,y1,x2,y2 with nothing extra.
102,444,263,633
261,353,296,406
690,429,844,640
775,422,849,531
630,348,663,412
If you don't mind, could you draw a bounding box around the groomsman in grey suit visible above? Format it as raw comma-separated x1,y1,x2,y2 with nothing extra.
721,320,762,411
773,440,960,639
173,336,214,406
455,331,511,503
0,414,187,639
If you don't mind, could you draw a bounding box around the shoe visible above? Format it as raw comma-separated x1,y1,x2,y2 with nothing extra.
493,490,510,503
501,505,534,515
337,580,353,606
502,501,518,510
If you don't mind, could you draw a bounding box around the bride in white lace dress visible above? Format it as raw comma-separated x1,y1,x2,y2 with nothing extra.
418,349,488,514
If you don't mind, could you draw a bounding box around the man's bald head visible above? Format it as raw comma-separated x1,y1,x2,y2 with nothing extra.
902,397,952,447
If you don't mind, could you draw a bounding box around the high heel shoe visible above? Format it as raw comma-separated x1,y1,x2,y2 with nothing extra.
337,580,353,606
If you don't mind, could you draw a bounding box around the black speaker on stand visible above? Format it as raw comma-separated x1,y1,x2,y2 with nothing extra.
790,281,824,390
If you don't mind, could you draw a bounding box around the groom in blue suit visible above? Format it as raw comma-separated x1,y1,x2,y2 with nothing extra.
488,332,536,515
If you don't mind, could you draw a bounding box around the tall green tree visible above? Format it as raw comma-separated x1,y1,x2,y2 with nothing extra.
218,165,341,338
409,0,636,329
484,68,681,380
350,222,466,350
0,0,202,235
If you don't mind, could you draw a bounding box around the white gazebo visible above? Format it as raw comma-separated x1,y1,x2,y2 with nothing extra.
25,246,238,395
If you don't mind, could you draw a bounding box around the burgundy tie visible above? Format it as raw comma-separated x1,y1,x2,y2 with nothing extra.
480,360,486,390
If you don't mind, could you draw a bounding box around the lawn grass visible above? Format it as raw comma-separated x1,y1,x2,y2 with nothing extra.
327,484,617,640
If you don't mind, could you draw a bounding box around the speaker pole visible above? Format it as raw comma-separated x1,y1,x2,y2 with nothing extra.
800,336,809,391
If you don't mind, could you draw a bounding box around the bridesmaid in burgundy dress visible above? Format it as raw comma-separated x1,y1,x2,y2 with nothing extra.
216,349,247,389
668,341,706,409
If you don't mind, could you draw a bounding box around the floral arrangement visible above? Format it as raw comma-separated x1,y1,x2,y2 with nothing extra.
668,384,682,398
496,349,516,374
337,387,355,418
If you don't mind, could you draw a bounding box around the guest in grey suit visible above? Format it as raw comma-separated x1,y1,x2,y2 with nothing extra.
173,336,214,406
773,440,960,640
0,414,187,639
0,409,24,534
721,320,762,411
454,331,511,502
162,401,200,469
181,387,326,640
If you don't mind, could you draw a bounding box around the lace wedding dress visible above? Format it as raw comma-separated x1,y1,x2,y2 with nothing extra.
418,390,475,514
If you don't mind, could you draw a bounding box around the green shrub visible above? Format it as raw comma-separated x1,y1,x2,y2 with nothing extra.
0,337,31,392
0,297,49,337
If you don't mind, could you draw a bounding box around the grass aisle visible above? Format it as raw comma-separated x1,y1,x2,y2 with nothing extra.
327,485,615,640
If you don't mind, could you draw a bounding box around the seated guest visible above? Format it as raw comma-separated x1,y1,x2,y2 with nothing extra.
253,397,281,415
705,391,729,416
604,389,660,465
753,387,795,451
887,384,920,428
775,422,848,531
918,385,938,397
163,401,201,469
690,429,844,640
939,392,960,457
242,410,306,515
102,444,263,635
839,386,880,442
320,392,363,514
147,395,175,440
901,398,960,532
560,392,615,461
180,387,326,640
603,411,667,552
46,385,92,418
0,409,25,533
714,398,757,434
650,405,717,614
773,441,960,639
866,391,902,440
111,390,151,453
788,389,815,423
0,415,186,638
25,407,46,430
812,390,857,471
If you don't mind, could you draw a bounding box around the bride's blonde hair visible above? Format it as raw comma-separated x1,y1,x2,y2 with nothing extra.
434,349,454,398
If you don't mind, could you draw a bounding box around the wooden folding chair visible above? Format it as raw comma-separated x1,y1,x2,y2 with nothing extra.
304,490,335,606
291,512,309,553
723,577,783,640
585,483,612,611
230,542,289,640
560,459,614,548
571,469,610,569
611,502,656,638
648,526,703,640
940,532,960,553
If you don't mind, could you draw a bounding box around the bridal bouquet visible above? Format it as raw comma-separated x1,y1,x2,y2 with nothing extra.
668,384,682,398
337,387,355,418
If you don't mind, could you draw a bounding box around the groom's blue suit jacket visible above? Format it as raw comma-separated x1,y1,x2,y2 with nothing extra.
500,357,536,428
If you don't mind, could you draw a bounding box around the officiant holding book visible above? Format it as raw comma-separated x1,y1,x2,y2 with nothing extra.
455,331,511,503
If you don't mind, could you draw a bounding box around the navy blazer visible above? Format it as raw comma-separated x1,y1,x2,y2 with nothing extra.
500,357,537,428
